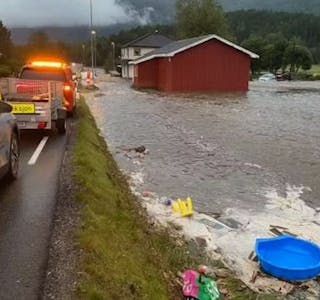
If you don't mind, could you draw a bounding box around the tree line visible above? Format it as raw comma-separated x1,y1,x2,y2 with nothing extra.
221,0,320,15
0,22,75,77
227,10,320,64
112,3,320,74
242,34,313,75
1,0,320,76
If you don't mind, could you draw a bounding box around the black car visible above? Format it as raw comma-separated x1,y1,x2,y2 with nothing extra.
0,102,20,181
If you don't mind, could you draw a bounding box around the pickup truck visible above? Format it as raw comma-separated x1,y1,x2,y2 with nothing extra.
19,61,77,116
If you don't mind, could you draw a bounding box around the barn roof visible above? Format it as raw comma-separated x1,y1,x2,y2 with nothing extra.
130,34,259,65
122,33,173,48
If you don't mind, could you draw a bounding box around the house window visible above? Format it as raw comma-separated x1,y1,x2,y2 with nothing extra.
134,48,141,56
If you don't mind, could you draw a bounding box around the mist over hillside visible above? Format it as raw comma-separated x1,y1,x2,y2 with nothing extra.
221,0,320,13
10,0,320,44
115,0,320,23
10,23,136,44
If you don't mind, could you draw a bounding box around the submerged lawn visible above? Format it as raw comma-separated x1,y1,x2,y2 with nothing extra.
72,97,279,300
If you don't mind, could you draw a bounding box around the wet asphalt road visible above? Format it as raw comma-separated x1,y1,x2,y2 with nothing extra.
0,127,69,299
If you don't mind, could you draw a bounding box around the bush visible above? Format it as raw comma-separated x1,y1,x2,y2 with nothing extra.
313,73,320,80
7,58,23,75
293,72,313,80
0,65,12,77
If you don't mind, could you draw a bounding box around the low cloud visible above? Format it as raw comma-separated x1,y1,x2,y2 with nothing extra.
0,0,128,27
115,0,175,24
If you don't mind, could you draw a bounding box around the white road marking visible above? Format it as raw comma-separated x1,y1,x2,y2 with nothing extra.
28,136,49,165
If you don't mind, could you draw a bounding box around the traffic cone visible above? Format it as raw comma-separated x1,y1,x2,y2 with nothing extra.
86,70,92,86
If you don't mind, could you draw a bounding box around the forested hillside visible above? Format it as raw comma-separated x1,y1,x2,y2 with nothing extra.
227,10,320,62
220,0,320,14
115,0,320,22
10,0,320,44
3,2,320,76
11,23,135,44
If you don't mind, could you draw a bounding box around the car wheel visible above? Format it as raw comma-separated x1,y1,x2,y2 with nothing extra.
67,107,76,118
6,132,20,181
67,110,73,118
56,118,66,134
67,105,76,118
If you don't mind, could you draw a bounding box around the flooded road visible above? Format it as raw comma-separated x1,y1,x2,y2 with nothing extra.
88,78,320,213
87,77,320,295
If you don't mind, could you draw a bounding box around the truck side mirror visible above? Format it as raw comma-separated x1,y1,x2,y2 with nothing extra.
0,102,12,113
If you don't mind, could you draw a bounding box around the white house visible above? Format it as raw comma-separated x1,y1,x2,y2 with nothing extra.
121,32,173,79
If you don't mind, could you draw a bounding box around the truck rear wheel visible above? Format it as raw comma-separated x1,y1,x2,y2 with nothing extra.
56,118,66,134
67,105,76,118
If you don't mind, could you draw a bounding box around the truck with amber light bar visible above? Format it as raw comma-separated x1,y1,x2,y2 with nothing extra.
0,78,67,134
19,60,77,117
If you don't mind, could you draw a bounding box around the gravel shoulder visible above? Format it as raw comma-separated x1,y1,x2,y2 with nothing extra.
41,117,82,300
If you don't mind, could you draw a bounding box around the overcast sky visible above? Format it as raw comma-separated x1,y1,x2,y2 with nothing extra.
0,0,128,27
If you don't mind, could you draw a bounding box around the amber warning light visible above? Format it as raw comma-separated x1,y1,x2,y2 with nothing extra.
30,61,66,68
63,85,72,92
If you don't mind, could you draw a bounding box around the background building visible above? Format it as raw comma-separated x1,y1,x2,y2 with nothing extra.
121,33,173,79
131,35,259,92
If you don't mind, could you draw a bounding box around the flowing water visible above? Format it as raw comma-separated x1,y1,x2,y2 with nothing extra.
87,77,320,294
88,78,320,213
86,77,320,295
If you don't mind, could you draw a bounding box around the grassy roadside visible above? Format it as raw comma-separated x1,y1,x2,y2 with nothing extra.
72,97,279,299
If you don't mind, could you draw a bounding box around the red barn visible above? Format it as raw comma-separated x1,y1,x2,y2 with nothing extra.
130,34,259,92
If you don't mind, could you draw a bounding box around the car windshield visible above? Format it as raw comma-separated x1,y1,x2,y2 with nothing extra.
20,68,66,81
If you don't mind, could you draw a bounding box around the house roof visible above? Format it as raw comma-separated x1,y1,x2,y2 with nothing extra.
122,33,173,49
130,34,259,65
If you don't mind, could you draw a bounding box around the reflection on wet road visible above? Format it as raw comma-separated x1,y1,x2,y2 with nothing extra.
88,79,320,213
0,129,68,299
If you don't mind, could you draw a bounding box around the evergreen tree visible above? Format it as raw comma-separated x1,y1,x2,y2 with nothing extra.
0,21,13,61
176,0,230,39
283,42,313,72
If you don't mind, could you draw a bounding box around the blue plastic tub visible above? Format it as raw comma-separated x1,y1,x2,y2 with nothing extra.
255,235,320,281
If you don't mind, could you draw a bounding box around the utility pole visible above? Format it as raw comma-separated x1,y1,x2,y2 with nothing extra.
94,33,97,72
82,44,86,65
90,0,94,79
91,30,96,75
111,42,115,71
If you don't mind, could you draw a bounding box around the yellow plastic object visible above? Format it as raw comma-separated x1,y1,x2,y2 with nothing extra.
172,201,180,213
172,197,194,217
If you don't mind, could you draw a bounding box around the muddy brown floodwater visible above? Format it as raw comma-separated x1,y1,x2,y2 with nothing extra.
88,78,320,215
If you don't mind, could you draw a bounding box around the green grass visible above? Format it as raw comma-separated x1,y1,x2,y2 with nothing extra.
294,65,320,80
300,64,320,75
72,98,280,300
309,64,320,73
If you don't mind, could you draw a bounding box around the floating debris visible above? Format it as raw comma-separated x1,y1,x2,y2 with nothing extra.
172,197,193,217
256,235,320,281
94,92,106,97
134,145,146,153
142,191,153,198
182,267,220,300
